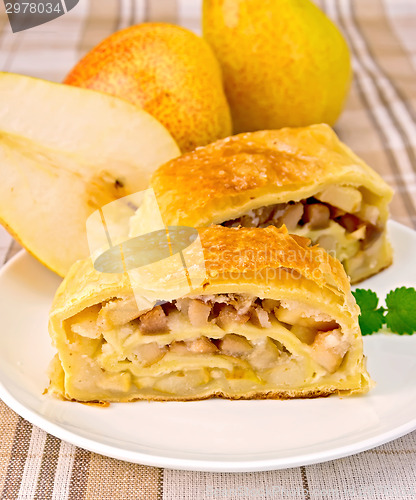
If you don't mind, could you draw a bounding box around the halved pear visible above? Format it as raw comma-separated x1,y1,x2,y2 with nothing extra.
0,72,180,277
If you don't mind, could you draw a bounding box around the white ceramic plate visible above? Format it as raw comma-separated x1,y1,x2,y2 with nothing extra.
0,220,415,472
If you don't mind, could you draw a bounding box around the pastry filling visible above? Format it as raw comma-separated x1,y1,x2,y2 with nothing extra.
66,293,351,396
221,186,384,280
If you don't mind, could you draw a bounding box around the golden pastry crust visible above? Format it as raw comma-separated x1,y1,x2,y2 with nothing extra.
202,225,346,280
50,226,354,318
151,124,393,227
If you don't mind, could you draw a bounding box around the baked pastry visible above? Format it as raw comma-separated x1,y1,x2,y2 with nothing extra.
147,124,393,283
48,225,372,402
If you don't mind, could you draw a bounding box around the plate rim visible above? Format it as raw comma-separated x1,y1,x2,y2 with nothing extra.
1,379,416,472
0,220,415,472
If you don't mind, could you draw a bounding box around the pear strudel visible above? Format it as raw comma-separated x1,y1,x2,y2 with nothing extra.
147,124,393,283
48,225,372,402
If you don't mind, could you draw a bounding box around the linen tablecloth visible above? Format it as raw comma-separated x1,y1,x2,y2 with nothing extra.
1,0,416,498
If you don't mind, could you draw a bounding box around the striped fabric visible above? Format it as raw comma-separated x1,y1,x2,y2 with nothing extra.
0,0,415,498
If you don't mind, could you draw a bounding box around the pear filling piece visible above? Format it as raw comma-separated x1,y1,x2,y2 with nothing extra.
221,186,384,278
68,294,350,395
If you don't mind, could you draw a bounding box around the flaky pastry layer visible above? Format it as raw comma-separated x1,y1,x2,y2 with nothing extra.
48,226,372,403
147,124,393,283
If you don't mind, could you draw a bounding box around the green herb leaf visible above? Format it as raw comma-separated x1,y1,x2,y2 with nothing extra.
352,289,385,335
384,287,416,335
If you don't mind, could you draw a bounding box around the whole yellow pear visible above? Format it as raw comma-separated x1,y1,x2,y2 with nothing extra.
65,23,232,152
202,0,352,132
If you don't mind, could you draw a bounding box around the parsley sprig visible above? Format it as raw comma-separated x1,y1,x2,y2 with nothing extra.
352,287,416,336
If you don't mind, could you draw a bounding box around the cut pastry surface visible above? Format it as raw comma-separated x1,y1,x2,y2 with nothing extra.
148,124,393,283
48,226,372,403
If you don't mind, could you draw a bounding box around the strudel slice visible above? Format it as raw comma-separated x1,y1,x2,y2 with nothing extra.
48,225,372,402
147,124,393,283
